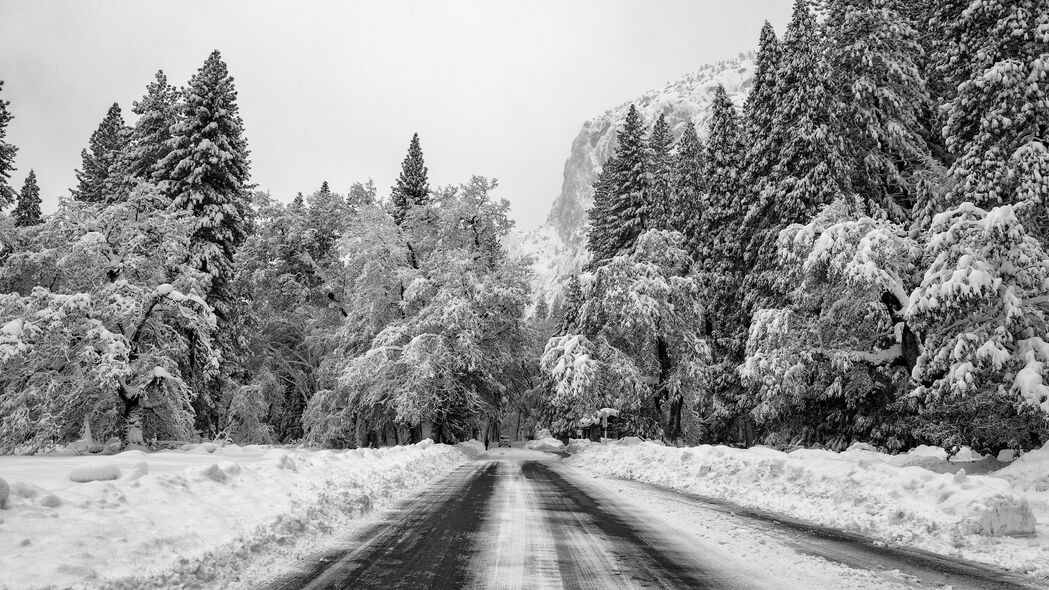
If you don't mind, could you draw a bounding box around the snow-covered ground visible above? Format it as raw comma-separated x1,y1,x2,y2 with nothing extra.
567,439,1049,580
0,440,481,589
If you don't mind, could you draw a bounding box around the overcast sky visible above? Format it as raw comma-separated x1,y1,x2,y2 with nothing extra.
0,0,791,230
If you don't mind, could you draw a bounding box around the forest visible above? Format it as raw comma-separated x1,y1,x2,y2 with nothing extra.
0,0,1047,454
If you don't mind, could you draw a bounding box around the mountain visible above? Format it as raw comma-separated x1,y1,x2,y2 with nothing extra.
506,53,756,304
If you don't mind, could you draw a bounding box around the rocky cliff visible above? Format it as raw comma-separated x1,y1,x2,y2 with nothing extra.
507,53,756,302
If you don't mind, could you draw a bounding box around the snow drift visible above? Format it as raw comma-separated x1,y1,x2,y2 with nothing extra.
0,440,480,589
568,441,1036,542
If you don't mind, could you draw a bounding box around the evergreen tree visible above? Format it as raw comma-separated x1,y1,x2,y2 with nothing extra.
587,105,649,267
320,180,330,194
742,21,782,185
828,0,933,223
940,0,1049,242
694,86,744,268
645,113,674,230
0,81,17,209
586,156,622,266
72,103,130,203
13,169,42,227
126,70,179,184
740,0,852,311
292,191,305,210
158,50,252,324
671,122,705,243
390,133,429,225
694,86,751,442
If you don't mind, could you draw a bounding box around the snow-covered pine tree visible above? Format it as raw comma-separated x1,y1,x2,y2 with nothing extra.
740,0,852,312
671,121,705,243
940,0,1049,243
906,203,1049,450
645,113,674,231
0,81,16,209
741,21,781,192
158,50,251,325
126,70,179,185
71,103,130,204
588,105,649,267
390,133,430,225
557,273,584,333
695,85,744,270
13,169,41,227
692,86,753,442
828,0,933,224
586,156,622,266
320,180,330,194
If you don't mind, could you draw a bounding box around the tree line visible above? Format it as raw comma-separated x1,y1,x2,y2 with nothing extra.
542,0,1049,453
0,50,536,451
0,0,1046,454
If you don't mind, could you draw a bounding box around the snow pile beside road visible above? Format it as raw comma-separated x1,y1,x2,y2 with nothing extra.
997,443,1049,521
0,440,479,589
526,437,566,452
568,441,1036,542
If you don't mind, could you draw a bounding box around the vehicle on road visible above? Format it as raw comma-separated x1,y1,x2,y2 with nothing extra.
498,435,511,447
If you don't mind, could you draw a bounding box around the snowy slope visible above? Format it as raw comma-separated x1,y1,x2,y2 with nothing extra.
507,53,755,301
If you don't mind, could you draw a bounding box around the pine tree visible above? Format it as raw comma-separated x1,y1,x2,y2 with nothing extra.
320,180,330,194
742,21,781,184
940,0,1049,242
126,70,179,184
72,103,129,203
740,0,852,311
391,133,429,225
828,0,933,223
292,192,305,210
586,156,622,265
694,86,744,268
671,122,705,243
158,50,251,322
694,86,751,441
588,105,649,267
645,113,674,230
13,169,41,227
0,81,17,209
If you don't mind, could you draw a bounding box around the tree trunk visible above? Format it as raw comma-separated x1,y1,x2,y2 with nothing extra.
354,415,368,448
420,419,433,441
124,397,145,445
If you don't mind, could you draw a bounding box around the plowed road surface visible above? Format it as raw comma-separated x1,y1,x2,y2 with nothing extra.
267,449,1042,590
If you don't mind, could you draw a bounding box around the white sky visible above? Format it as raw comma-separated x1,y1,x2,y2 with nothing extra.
0,0,791,230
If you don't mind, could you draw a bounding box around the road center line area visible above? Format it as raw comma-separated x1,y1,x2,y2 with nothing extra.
263,449,1046,590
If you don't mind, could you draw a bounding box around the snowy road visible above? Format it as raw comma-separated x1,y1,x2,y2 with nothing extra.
266,449,1043,590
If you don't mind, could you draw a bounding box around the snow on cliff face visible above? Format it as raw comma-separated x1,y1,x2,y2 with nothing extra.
507,53,755,302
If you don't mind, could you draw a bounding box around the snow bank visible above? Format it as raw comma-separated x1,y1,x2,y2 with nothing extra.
568,441,1036,542
525,437,565,452
997,443,1049,522
0,440,479,589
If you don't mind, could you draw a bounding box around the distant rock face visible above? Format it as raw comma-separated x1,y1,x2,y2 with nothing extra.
507,54,755,302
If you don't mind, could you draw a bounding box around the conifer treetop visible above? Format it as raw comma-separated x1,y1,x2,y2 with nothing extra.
14,168,42,227
391,132,430,225
0,80,17,209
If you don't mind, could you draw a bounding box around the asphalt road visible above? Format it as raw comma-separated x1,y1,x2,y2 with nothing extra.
266,449,1045,590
